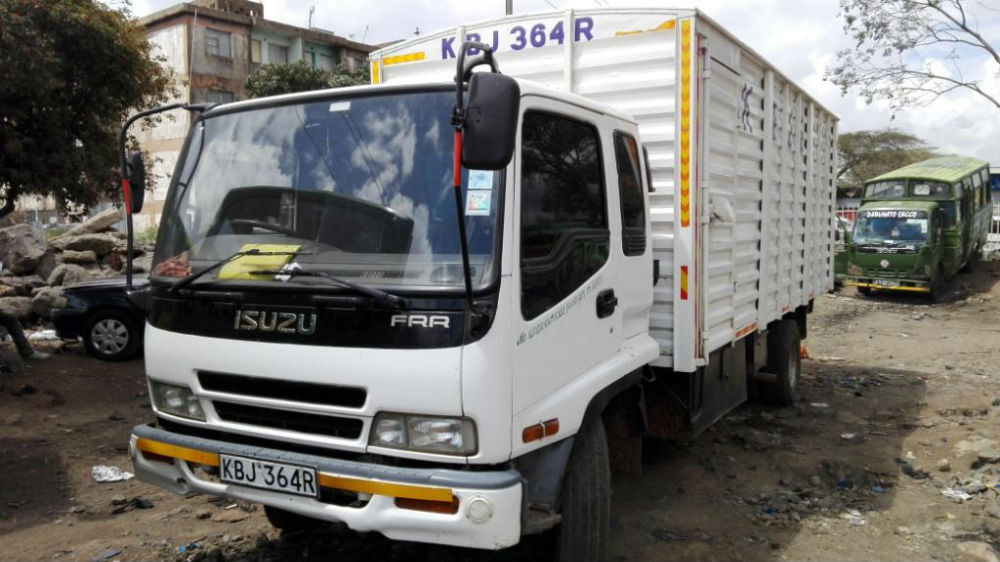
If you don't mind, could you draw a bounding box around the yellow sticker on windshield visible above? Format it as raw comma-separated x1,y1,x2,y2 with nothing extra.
217,243,302,281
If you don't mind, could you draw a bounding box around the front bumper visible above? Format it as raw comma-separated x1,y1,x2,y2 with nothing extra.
129,424,522,549
844,277,930,293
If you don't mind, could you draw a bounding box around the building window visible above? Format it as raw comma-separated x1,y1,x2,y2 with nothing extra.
205,28,232,58
614,132,646,256
250,39,262,63
206,90,235,104
318,53,335,71
267,43,289,64
520,111,609,320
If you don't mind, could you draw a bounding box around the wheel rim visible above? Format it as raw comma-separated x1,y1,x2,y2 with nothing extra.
91,318,129,355
787,346,798,389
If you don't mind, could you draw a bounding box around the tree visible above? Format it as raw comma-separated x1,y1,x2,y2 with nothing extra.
827,0,1000,115
837,128,937,190
0,0,175,218
245,61,368,99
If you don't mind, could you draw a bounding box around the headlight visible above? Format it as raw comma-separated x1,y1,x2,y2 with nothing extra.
847,263,864,276
150,380,206,421
370,412,477,455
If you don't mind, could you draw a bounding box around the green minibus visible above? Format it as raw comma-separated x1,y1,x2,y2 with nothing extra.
845,156,991,300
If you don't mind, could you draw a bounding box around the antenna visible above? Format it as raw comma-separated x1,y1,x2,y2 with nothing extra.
414,26,420,36
361,24,369,43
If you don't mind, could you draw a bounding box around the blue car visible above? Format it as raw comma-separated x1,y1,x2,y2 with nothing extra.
53,276,147,361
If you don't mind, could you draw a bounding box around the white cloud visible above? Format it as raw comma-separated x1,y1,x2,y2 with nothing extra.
128,0,1000,164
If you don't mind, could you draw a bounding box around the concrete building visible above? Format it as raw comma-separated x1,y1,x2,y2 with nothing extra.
133,0,377,231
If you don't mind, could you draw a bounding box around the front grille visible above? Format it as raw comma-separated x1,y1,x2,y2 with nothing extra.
212,401,364,439
199,372,366,408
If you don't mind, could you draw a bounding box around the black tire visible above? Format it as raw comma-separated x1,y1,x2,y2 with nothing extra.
857,286,872,296
82,309,140,361
264,505,323,533
961,246,980,273
556,420,611,562
759,319,800,407
929,267,946,302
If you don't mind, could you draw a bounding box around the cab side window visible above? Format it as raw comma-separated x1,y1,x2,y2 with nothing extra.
520,111,609,320
614,132,647,256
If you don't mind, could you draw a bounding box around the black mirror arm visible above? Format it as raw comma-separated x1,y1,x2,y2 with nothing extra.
117,102,210,291
450,41,500,331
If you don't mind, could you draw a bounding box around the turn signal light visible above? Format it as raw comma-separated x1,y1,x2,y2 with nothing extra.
394,495,460,514
522,418,559,443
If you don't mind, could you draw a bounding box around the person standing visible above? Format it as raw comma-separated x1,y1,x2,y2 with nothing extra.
0,310,48,360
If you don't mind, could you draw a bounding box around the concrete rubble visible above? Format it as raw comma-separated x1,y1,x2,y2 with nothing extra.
0,209,152,334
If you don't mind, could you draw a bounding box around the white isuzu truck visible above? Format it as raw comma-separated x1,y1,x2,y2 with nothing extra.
124,8,837,561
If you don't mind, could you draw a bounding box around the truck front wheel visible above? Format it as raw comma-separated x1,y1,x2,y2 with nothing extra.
556,420,611,562
759,319,800,407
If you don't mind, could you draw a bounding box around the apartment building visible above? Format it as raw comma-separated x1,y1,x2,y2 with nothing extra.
133,0,377,231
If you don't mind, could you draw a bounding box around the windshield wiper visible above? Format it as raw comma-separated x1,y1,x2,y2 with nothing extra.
249,267,407,309
169,248,305,293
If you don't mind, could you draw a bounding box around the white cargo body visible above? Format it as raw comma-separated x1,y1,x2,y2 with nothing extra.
371,8,838,372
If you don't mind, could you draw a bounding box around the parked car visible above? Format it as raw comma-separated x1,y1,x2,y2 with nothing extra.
53,276,147,361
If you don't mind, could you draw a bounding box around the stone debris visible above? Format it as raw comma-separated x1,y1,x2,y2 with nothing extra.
0,215,151,335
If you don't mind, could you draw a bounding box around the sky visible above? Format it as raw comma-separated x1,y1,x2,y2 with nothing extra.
127,0,1000,164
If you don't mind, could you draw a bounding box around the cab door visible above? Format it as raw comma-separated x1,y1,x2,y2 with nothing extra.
511,98,623,424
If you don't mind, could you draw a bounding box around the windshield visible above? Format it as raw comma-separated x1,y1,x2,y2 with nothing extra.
853,209,929,244
153,90,502,290
910,180,953,199
864,180,906,199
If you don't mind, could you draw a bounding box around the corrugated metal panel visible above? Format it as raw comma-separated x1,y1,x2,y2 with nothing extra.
372,9,838,369
574,28,680,363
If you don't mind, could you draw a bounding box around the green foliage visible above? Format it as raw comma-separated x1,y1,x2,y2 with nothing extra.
136,224,158,246
837,128,937,190
827,0,1000,114
245,61,368,99
0,0,176,217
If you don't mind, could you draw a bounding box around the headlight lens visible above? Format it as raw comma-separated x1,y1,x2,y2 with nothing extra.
370,413,477,455
150,380,206,421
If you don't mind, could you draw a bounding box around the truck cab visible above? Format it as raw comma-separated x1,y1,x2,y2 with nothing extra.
127,73,656,555
846,201,945,299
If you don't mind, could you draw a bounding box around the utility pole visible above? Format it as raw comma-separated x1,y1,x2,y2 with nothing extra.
505,0,512,15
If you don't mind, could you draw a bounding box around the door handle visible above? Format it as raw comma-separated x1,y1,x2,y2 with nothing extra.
596,289,618,319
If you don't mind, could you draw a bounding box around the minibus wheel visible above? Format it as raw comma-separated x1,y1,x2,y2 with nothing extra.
929,268,946,302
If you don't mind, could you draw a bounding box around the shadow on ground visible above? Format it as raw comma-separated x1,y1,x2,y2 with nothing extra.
0,437,71,534
180,359,930,562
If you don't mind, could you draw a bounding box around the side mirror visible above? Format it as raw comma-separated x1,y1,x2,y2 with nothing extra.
125,151,146,214
461,72,520,170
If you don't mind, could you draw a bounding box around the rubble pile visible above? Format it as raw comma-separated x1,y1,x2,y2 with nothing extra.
0,209,152,326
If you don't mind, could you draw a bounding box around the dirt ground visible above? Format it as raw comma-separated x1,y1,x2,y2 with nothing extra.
1,262,999,562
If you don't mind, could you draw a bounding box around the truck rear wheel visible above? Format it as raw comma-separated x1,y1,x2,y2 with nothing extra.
264,505,322,533
556,420,610,562
759,319,800,407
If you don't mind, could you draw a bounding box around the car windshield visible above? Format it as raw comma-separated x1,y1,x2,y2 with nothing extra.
153,90,502,290
853,210,929,244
